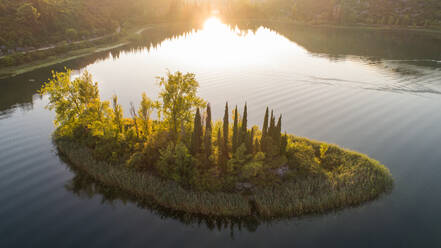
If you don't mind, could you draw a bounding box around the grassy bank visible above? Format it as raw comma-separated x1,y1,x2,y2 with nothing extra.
0,25,157,79
56,135,393,218
0,42,128,79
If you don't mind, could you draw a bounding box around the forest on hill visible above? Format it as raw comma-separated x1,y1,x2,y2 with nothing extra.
1,0,440,59
0,0,210,50
287,0,441,26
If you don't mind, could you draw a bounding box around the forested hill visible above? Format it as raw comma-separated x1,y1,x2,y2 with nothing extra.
219,0,441,28
0,0,208,50
282,0,441,27
1,0,440,54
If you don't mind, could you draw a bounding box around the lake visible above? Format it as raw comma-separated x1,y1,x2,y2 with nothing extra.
1,17,441,247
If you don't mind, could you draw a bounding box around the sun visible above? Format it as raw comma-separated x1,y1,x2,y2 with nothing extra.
203,17,224,32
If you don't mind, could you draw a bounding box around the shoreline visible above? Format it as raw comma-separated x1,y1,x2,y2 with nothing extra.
0,24,160,80
55,135,393,218
232,17,441,34
2,18,441,80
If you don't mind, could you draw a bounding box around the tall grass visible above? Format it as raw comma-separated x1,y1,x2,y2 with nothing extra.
56,139,251,216
55,135,393,218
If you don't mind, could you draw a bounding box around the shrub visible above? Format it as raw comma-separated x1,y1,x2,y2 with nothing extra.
286,141,320,171
157,142,197,188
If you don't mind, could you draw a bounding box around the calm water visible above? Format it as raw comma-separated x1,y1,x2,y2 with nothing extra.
1,18,441,247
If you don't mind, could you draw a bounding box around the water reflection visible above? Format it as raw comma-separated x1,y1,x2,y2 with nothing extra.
1,18,441,118
60,153,262,236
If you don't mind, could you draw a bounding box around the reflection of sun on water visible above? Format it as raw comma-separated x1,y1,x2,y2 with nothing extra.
163,16,305,68
127,16,308,70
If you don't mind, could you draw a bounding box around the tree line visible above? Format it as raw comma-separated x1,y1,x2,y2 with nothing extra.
41,69,291,192
0,0,211,50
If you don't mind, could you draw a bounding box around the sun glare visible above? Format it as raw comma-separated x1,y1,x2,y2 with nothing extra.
203,17,225,33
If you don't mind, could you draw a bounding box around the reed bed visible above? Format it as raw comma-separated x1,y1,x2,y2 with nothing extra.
56,136,393,218
56,140,251,216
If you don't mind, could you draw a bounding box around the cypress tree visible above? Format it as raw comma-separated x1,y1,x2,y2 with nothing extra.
240,103,248,145
281,131,288,155
254,138,261,153
262,107,269,138
275,114,282,145
248,127,255,154
217,127,223,166
269,110,275,139
261,107,269,152
191,108,203,155
232,106,239,153
204,103,212,160
222,102,229,160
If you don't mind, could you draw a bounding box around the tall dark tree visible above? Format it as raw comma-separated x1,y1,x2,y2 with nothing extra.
240,103,248,145
222,102,229,160
262,107,269,138
261,107,269,152
254,138,261,153
191,108,203,155
275,114,282,146
281,131,288,155
204,103,212,160
269,110,275,139
217,127,223,166
232,106,239,153
247,127,254,154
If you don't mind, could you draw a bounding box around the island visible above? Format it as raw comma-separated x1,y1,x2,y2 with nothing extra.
41,69,393,217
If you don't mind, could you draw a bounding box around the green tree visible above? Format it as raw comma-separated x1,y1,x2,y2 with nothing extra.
156,71,205,142
112,95,123,135
217,127,223,166
262,107,269,138
191,108,203,155
240,103,248,145
247,127,254,154
275,114,282,148
157,142,196,188
281,131,288,155
222,102,230,163
269,110,275,139
129,102,139,139
261,107,269,152
204,103,212,161
138,92,153,137
232,105,239,153
39,69,101,135
16,3,40,25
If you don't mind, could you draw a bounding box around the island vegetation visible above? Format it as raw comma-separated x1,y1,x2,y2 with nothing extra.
40,69,393,217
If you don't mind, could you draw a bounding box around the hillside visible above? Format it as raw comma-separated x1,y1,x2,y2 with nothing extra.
0,0,208,55
266,0,441,27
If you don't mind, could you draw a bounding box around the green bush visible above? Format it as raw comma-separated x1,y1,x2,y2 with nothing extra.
286,141,319,171
157,142,197,188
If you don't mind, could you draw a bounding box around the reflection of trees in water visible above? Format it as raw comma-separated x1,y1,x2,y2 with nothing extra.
61,152,262,236
0,75,43,117
0,23,202,116
260,21,441,62
2,20,441,116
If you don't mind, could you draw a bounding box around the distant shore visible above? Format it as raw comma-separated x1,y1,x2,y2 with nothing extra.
0,25,159,80
2,18,440,80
